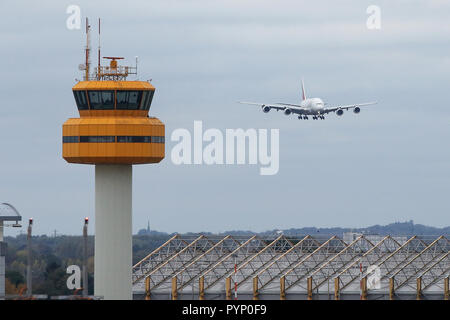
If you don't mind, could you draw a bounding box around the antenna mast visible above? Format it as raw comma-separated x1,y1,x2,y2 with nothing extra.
80,18,137,81
85,18,91,81
98,18,101,80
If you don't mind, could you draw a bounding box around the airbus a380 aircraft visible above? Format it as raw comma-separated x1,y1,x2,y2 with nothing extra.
240,80,377,120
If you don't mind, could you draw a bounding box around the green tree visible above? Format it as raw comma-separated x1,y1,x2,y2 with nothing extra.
5,270,25,287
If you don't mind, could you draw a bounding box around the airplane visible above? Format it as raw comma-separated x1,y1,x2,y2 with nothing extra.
239,79,377,120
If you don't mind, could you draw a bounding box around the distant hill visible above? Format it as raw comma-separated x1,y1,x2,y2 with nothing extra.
260,221,450,237
138,220,449,237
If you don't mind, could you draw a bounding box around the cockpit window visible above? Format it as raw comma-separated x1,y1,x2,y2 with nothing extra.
73,91,89,110
88,91,114,110
117,91,143,110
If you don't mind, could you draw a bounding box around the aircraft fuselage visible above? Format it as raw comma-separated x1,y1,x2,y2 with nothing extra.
298,98,325,115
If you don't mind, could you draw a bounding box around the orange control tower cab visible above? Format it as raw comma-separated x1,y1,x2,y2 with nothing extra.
62,20,165,165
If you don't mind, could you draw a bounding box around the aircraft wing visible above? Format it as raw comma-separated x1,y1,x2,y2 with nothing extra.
323,102,377,114
276,103,309,114
239,101,287,111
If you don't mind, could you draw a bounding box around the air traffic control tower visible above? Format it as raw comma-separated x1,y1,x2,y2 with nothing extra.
62,19,165,299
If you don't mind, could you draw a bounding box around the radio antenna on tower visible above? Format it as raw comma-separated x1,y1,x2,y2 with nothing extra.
85,18,91,81
97,18,101,80
78,18,138,81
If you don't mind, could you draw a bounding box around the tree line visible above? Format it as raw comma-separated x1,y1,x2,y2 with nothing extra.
4,234,170,297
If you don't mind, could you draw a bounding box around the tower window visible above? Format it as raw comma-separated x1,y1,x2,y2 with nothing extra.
147,90,154,110
117,91,143,110
79,136,116,143
139,90,154,111
73,91,89,110
63,135,165,144
88,91,115,110
63,136,79,143
151,136,165,143
117,136,151,143
139,91,148,110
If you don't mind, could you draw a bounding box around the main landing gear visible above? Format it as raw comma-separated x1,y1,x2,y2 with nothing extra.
298,115,324,120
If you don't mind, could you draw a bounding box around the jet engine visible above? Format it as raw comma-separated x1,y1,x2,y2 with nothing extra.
336,109,344,116
353,107,361,114
262,106,271,113
284,109,292,116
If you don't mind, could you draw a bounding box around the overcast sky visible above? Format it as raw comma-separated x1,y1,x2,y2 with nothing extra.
1,0,450,236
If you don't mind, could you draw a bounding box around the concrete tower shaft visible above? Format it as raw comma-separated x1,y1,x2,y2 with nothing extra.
95,165,132,300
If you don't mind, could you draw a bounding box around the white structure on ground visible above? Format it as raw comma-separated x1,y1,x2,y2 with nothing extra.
0,203,22,300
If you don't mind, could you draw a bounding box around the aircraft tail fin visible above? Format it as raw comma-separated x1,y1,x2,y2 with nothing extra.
301,78,306,101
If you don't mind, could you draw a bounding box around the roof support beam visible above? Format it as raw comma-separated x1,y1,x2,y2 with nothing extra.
334,277,340,300
336,236,400,291
233,235,289,288
283,236,347,291
133,234,182,284
253,277,259,300
174,235,241,291
202,236,266,290
147,235,212,290
280,276,286,300
390,236,448,290
310,236,376,291
256,235,317,291
419,252,449,291
444,277,449,300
